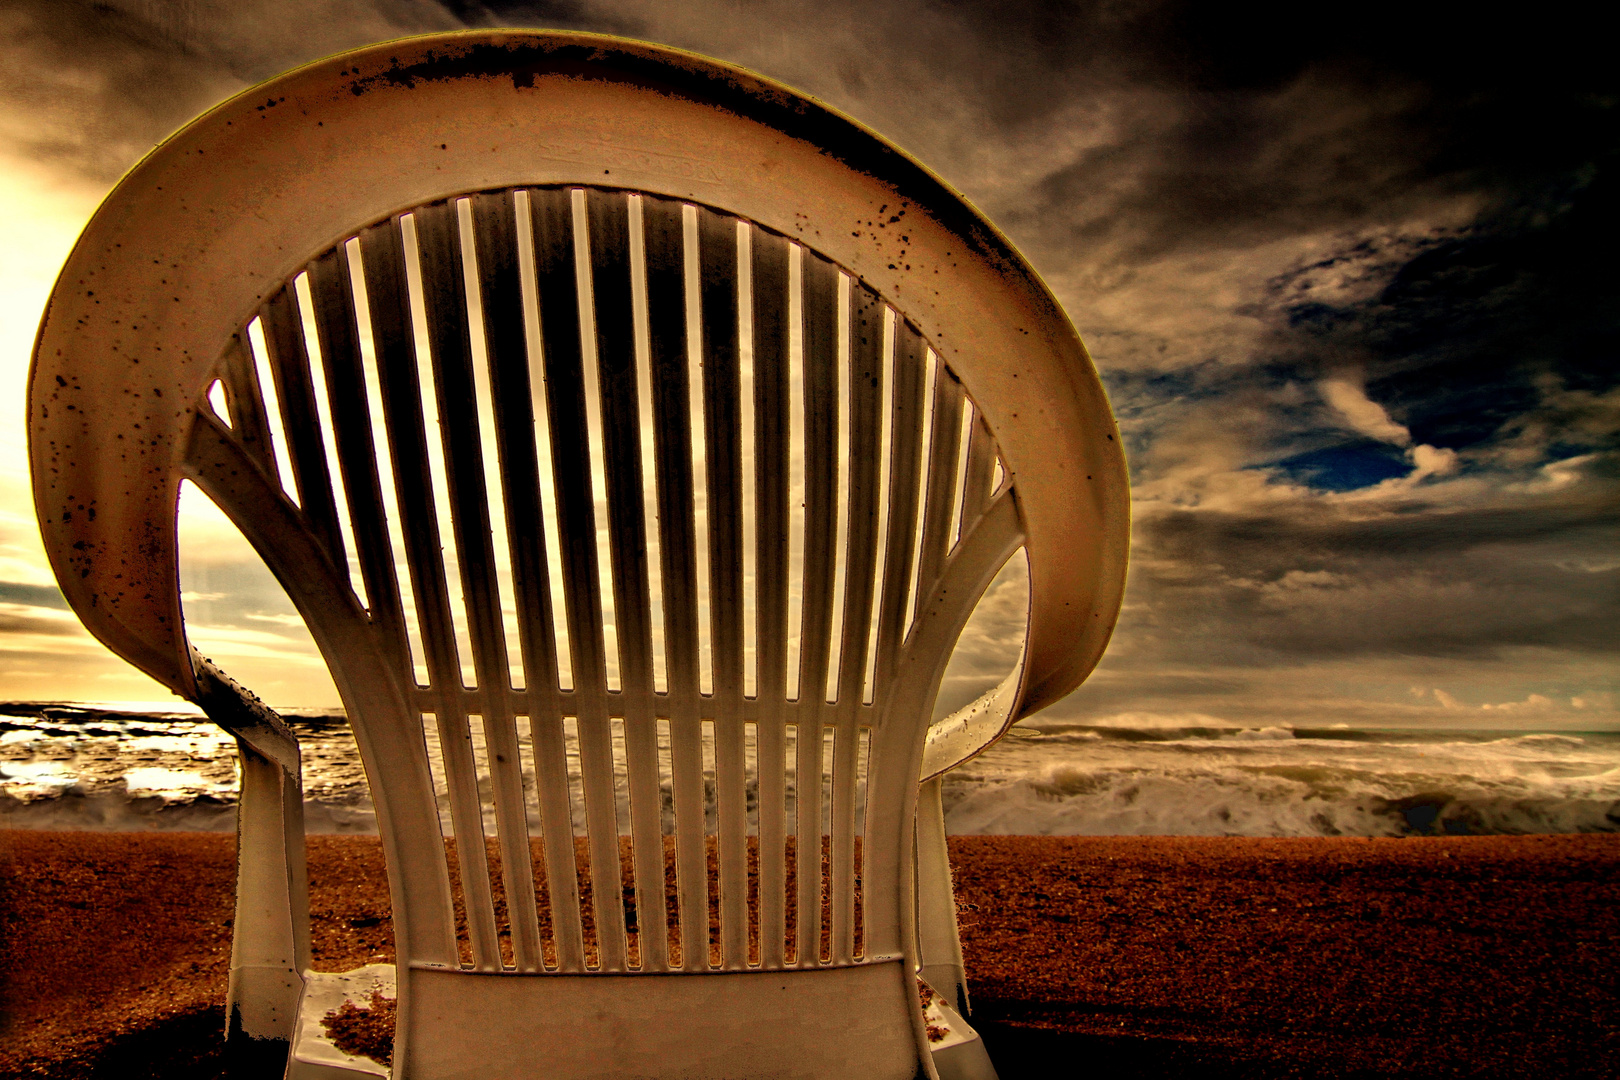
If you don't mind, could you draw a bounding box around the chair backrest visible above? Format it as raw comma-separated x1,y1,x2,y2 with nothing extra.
29,30,1129,1077
206,182,1030,972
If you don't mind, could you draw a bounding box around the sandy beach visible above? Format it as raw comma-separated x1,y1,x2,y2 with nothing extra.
2,830,1617,1078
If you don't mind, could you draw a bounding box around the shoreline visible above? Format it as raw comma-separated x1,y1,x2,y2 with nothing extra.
3,831,1617,1077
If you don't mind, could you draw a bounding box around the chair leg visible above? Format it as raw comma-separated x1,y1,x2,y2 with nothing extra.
225,739,310,1074
915,775,969,1016
192,656,310,1075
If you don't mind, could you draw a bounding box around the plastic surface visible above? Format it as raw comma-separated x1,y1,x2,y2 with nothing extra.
27,30,1129,1079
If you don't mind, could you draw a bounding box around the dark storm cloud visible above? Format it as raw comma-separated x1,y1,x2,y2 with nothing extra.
1086,86,1619,679
0,608,78,637
0,584,67,610
910,2,1616,242
949,3,1620,713
1131,487,1619,662
25,0,1609,288
1098,159,1620,479
0,0,241,181
1261,173,1620,444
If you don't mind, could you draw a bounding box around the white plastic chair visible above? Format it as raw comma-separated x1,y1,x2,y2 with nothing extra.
29,31,1128,1080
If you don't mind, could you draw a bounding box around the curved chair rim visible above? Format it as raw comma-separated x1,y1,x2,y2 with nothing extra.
29,29,1129,725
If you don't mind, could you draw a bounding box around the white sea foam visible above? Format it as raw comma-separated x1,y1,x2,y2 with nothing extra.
122,767,231,801
940,723,1620,836
0,761,79,800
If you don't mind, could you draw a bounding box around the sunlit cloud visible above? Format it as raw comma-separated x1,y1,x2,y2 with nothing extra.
1320,377,1413,446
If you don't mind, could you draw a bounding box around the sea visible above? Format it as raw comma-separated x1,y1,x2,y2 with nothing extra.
2,701,1618,837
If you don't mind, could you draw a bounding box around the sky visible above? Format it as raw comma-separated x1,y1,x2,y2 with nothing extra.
0,0,1614,728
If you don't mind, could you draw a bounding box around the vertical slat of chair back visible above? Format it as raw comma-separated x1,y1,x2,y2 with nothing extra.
640,197,709,973
217,336,275,475
751,228,792,970
692,209,747,970
829,283,883,964
257,288,346,562
870,325,928,699
794,249,840,966
304,248,410,672
961,416,1001,532
200,185,1015,980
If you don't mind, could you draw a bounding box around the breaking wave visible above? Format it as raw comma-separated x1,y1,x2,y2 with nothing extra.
941,723,1620,836
0,703,373,832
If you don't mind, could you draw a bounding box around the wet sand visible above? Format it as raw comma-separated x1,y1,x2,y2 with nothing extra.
2,831,1617,1078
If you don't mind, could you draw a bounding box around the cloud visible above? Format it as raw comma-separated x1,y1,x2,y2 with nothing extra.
1128,473,1619,659
0,583,66,610
0,1,485,185
1404,443,1458,483
0,602,83,637
1320,377,1412,445
1411,686,1618,719
0,1,243,183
